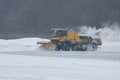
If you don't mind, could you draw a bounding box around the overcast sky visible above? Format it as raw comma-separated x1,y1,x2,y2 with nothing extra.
0,0,120,39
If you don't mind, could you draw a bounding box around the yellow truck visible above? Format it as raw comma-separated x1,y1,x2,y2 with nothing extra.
37,28,102,51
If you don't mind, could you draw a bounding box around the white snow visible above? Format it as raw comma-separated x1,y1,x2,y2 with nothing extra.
0,38,49,51
78,24,120,42
0,26,120,80
0,53,120,80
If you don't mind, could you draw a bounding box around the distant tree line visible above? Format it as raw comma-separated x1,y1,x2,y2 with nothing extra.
0,0,120,39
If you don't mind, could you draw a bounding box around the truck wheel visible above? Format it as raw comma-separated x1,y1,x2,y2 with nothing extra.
63,42,71,51
82,44,87,51
86,43,93,51
92,43,97,51
55,45,61,51
70,45,76,51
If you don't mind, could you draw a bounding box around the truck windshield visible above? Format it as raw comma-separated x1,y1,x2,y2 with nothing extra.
50,30,62,37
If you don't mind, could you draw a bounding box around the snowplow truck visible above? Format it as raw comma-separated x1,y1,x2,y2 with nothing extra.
37,28,102,51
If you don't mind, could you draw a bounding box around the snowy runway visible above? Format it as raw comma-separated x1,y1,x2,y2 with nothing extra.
1,49,120,61
0,38,120,80
0,53,120,80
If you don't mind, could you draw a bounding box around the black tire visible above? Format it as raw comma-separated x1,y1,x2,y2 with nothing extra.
55,45,61,51
63,42,71,51
92,43,97,51
86,43,92,51
81,44,87,51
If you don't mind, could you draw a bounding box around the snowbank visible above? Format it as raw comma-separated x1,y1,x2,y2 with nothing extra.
0,38,49,51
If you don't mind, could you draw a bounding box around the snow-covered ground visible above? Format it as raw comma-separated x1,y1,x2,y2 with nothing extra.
0,37,120,80
0,26,120,80
0,53,120,80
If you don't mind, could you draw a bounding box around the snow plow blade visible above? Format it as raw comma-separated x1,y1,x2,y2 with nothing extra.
37,41,55,51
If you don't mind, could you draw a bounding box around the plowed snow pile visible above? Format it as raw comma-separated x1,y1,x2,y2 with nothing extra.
0,38,49,51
